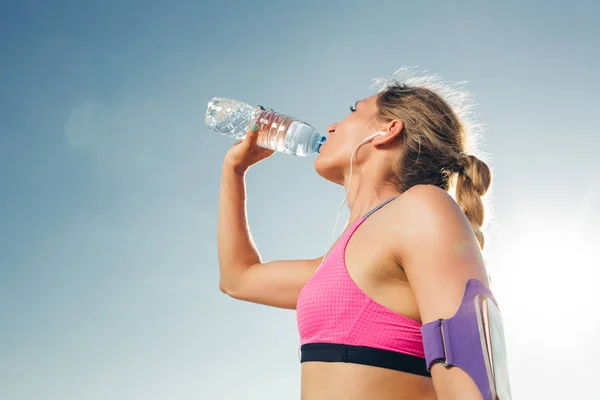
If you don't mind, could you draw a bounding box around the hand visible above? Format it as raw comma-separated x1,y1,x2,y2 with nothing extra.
223,107,275,174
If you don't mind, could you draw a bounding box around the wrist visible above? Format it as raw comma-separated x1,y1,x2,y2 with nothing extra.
223,161,248,177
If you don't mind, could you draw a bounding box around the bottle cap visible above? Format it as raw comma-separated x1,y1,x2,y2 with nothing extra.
317,136,327,153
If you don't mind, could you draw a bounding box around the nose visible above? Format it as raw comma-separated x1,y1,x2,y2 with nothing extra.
327,123,337,135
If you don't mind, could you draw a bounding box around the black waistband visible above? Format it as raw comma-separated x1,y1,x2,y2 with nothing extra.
300,343,431,378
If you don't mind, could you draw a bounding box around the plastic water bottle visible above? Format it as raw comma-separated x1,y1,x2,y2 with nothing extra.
205,98,327,156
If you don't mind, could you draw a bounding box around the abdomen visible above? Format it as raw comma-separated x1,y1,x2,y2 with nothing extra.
301,362,436,400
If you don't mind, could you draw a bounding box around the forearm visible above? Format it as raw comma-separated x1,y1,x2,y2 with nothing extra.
217,165,261,291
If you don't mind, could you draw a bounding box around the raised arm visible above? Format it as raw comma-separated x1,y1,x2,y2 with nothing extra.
217,124,321,310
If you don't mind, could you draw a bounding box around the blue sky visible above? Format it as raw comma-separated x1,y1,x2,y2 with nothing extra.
1,1,599,399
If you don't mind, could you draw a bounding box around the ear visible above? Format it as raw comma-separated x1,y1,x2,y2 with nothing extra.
372,120,404,145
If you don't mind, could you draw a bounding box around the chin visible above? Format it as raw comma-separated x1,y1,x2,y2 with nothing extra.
314,153,345,185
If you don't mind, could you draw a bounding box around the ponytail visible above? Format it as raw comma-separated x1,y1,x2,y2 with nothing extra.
455,154,492,249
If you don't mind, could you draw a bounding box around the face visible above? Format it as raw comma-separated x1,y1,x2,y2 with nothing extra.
314,94,384,184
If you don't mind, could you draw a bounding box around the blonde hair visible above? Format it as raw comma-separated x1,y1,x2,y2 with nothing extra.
372,68,492,248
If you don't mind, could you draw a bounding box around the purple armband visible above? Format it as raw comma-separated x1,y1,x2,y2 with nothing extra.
421,279,512,400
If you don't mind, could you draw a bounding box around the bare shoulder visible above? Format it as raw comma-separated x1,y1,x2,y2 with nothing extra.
381,184,472,241
394,184,464,221
381,184,489,320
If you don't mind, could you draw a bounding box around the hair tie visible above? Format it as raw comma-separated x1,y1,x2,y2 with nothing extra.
456,153,469,174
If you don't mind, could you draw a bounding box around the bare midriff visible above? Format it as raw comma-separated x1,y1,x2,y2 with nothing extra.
301,362,437,400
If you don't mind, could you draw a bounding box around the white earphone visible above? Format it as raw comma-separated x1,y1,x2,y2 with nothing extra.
319,130,387,266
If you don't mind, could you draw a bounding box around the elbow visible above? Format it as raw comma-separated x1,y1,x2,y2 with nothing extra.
219,282,229,294
219,280,233,295
218,277,239,297
218,264,250,298
220,285,243,300
220,282,246,301
218,265,233,294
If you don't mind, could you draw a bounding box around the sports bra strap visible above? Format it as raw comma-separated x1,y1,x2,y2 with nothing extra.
363,196,399,219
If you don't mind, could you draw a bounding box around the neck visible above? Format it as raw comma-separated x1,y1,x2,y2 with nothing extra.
344,170,400,224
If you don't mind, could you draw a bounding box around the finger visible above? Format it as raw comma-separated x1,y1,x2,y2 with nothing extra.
246,123,260,144
257,105,274,112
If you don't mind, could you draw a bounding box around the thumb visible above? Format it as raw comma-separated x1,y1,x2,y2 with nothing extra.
246,123,260,144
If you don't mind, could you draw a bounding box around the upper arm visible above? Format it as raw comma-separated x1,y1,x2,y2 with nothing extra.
393,185,489,322
224,257,323,310
392,185,489,398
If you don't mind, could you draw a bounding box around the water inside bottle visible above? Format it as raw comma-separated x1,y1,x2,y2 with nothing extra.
255,110,321,156
206,98,323,156
255,110,293,152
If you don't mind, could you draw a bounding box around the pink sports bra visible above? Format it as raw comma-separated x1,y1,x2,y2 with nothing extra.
296,196,430,377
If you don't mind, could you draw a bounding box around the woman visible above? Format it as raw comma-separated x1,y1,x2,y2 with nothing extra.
217,73,507,399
